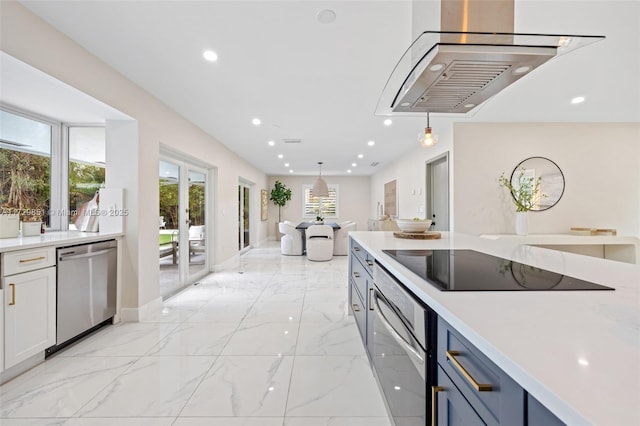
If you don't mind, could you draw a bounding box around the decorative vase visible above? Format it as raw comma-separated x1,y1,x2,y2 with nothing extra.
515,212,529,236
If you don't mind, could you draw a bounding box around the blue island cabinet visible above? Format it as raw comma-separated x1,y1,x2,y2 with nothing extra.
435,318,565,426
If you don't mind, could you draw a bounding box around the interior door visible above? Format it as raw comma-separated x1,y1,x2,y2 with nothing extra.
426,153,450,232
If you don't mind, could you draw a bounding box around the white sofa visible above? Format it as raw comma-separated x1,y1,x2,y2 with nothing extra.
279,221,303,255
306,224,334,261
333,221,356,255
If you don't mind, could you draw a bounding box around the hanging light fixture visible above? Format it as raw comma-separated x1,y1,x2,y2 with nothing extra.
421,112,438,147
312,161,329,197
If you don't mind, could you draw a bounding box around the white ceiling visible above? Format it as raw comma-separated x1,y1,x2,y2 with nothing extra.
9,1,640,176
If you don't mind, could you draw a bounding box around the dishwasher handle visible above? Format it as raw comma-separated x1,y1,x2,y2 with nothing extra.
58,247,116,262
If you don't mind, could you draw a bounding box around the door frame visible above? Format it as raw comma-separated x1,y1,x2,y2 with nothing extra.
238,180,252,253
159,151,212,294
425,151,450,231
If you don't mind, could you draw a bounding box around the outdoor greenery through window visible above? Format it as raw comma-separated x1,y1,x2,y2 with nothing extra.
0,107,106,230
0,109,52,225
302,184,338,218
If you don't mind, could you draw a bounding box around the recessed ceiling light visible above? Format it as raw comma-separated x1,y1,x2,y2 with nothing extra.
277,154,283,159
357,154,364,159
571,96,586,104
513,65,532,75
429,63,445,72
464,103,476,108
317,9,336,24
284,163,290,167
352,162,357,167
400,102,411,107
289,169,294,173
202,50,218,62
252,118,261,126
347,169,352,173
267,140,275,146
368,140,375,146
383,119,393,126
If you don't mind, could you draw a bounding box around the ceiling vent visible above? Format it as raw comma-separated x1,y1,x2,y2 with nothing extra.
370,161,380,167
282,138,302,144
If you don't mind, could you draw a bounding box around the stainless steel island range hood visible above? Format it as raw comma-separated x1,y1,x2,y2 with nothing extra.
376,0,605,115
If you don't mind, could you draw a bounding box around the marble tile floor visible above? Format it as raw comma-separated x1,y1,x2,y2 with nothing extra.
0,243,391,426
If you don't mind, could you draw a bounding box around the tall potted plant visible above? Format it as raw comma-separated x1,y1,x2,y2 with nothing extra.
270,180,292,239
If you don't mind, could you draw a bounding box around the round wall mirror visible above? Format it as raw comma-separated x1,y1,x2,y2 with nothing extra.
510,157,565,211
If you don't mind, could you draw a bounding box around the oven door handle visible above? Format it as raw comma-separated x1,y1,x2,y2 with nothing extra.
373,289,424,365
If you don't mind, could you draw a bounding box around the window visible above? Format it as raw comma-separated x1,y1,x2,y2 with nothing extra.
0,106,105,230
302,184,338,218
0,109,54,225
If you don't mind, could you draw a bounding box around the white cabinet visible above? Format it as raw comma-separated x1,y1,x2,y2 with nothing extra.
2,247,56,370
0,288,3,372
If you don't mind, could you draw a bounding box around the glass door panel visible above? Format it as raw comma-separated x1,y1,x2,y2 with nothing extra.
238,184,250,251
159,160,181,297
187,169,206,279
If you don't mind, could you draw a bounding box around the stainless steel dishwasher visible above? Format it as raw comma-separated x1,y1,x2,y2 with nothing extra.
51,240,117,353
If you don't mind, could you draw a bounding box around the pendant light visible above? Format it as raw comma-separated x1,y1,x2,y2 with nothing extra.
421,112,437,147
312,162,329,197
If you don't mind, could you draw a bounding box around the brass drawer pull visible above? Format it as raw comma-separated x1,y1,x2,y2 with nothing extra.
446,350,493,391
352,303,360,312
431,386,444,426
19,256,46,263
9,283,16,305
353,272,360,278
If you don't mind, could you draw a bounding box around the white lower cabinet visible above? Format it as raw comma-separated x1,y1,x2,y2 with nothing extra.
0,288,4,372
2,266,56,369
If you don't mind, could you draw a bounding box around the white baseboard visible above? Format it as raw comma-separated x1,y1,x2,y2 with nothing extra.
213,252,241,272
120,296,163,322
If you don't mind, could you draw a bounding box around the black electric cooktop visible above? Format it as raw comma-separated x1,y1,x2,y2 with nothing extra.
382,249,614,291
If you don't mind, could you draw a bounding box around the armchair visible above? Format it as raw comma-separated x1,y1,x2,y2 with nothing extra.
306,224,334,261
333,221,356,255
279,221,303,255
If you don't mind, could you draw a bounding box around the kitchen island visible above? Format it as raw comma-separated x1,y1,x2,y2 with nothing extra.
350,231,639,426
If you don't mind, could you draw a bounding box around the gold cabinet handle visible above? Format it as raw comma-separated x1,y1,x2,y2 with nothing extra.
352,303,360,312
19,256,46,263
446,350,492,391
9,283,16,305
353,272,360,278
369,288,375,311
431,386,444,426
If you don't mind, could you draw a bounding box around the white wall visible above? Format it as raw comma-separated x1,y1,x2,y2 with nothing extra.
370,121,640,238
370,121,454,222
454,123,640,237
267,175,370,237
1,2,269,311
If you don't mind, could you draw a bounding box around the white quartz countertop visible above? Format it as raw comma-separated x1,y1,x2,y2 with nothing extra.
0,231,123,253
351,231,640,426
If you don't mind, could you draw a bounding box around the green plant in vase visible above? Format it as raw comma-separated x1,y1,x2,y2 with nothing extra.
498,168,543,212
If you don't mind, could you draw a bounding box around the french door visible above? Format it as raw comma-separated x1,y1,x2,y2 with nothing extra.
159,157,209,298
